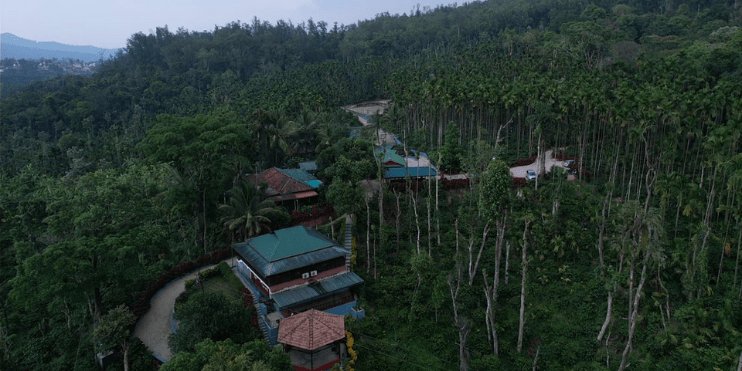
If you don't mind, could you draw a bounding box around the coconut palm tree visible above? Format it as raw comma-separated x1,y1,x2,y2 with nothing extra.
219,180,287,241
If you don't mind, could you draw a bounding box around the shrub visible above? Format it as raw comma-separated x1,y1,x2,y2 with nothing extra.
168,292,258,353
130,249,231,319
512,177,527,188
198,266,220,280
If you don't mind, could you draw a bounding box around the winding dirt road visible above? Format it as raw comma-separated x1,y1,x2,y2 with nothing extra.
132,260,232,362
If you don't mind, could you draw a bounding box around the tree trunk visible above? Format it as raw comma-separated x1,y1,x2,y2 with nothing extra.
202,188,207,254
468,221,490,286
411,193,421,255
517,220,531,353
598,150,621,273
532,345,540,371
395,190,401,253
365,197,371,272
535,130,541,190
482,272,498,356
428,171,432,256
618,256,648,371
505,241,511,285
448,231,468,371
93,257,103,320
123,343,130,371
378,160,384,279
436,154,441,246
735,226,742,287
597,291,613,341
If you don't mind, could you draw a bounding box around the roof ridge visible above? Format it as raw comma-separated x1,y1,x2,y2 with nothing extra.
308,310,314,350
314,312,345,339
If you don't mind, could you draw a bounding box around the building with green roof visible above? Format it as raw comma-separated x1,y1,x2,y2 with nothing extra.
234,226,364,322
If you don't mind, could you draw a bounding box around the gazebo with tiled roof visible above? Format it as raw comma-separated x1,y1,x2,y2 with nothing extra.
278,309,346,371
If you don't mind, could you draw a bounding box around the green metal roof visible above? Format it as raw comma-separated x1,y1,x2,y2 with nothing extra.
299,161,318,172
271,272,364,308
277,168,318,184
248,226,334,262
384,166,437,179
379,149,405,167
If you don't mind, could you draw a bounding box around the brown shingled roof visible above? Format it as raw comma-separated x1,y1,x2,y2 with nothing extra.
247,168,313,197
277,309,345,351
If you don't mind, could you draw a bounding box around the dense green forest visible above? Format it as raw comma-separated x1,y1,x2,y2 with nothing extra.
2,0,742,370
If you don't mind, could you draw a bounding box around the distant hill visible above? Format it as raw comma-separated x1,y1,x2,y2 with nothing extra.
1,33,120,62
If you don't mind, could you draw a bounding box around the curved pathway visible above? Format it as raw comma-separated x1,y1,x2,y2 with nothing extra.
509,150,566,178
343,100,397,147
132,259,233,362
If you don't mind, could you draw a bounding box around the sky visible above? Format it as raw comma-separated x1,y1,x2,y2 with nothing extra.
1,0,447,49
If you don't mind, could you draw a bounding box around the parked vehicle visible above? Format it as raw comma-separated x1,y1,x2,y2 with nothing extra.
526,169,537,180
563,159,575,168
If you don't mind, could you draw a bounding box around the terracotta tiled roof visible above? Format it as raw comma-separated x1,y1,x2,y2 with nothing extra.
247,168,313,196
277,309,345,351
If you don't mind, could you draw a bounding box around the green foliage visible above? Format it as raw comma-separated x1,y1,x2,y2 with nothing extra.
439,124,464,173
317,138,376,182
184,278,197,290
326,181,364,216
93,304,136,351
199,266,221,280
218,262,245,290
219,179,289,241
479,159,512,221
2,1,742,369
163,338,291,371
169,292,258,354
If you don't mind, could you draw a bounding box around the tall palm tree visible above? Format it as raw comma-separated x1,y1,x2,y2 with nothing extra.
289,108,319,156
219,180,287,241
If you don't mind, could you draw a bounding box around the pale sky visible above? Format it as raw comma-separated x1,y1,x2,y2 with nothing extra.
1,0,447,49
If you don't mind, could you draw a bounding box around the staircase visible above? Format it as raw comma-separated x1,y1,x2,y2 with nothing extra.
344,218,352,267
234,263,273,343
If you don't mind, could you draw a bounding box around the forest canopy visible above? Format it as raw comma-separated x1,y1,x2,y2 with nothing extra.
1,0,742,370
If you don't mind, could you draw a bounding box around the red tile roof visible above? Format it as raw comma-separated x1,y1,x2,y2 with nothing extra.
277,309,345,351
247,168,313,197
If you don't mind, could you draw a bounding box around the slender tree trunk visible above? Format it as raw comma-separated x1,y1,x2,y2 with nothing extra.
505,242,511,285
535,130,541,190
123,344,130,371
411,193,421,255
735,226,742,287
365,197,371,272
395,189,401,253
517,220,531,353
428,164,432,256
532,345,540,371
468,221,490,286
449,227,469,371
598,148,620,273
378,170,384,279
482,272,498,356
436,154,441,246
597,291,613,341
618,255,649,371
482,216,507,356
202,188,207,254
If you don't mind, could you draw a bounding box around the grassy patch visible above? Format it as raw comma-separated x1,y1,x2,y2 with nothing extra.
218,262,245,290
185,262,245,301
